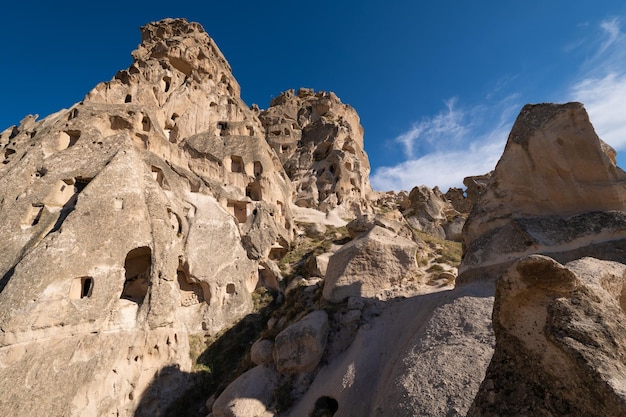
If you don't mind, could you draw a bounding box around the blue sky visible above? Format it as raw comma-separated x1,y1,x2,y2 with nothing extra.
2,1,626,191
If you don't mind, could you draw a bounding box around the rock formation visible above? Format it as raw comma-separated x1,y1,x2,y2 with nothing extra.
1,15,625,417
459,102,626,282
260,88,374,218
0,17,293,416
468,255,626,417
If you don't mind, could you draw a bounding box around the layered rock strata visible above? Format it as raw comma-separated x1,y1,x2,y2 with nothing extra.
459,102,626,282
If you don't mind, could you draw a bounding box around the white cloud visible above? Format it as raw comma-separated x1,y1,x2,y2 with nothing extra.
371,101,513,191
599,17,620,54
571,73,626,149
569,17,626,152
395,98,468,159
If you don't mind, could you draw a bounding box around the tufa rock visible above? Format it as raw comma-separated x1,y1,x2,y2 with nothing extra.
459,103,626,283
0,17,293,416
259,88,374,218
323,226,420,302
273,310,330,376
468,255,626,417
212,365,280,417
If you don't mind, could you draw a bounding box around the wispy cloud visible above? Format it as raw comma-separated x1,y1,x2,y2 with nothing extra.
394,98,468,159
569,17,626,153
371,98,516,191
373,15,626,192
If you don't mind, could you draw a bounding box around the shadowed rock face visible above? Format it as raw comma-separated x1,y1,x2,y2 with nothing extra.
459,102,626,282
468,255,626,417
0,17,292,416
260,88,374,218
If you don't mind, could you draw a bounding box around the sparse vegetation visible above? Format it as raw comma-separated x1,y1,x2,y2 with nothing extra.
278,224,351,280
414,230,462,267
164,287,277,417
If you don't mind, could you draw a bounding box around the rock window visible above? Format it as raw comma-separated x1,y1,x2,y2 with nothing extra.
246,181,262,201
121,247,151,304
281,145,289,153
227,200,248,223
70,276,94,299
3,148,15,164
125,94,132,103
141,116,151,132
311,396,339,416
162,76,171,92
151,166,165,187
23,204,44,227
177,267,210,306
226,283,236,294
217,122,228,136
253,161,263,177
247,126,254,136
230,156,244,173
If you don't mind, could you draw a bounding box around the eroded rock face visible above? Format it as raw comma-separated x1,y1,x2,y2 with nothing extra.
468,255,626,417
459,103,626,282
260,88,374,218
323,226,420,302
0,18,292,416
401,185,465,241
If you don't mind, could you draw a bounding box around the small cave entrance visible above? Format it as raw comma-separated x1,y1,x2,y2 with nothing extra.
177,266,210,307
227,200,249,223
310,396,339,417
253,161,263,177
69,276,94,299
246,181,262,201
230,155,244,173
121,246,151,304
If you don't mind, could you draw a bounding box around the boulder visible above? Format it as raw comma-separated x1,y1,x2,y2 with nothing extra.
273,310,329,375
468,255,626,417
323,226,420,302
401,185,465,241
250,339,275,366
212,365,280,417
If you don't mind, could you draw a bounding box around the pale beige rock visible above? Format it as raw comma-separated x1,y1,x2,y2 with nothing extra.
402,185,465,241
459,103,626,282
212,365,280,417
0,17,293,416
260,88,374,217
286,283,495,417
273,310,329,376
323,226,420,302
468,255,626,417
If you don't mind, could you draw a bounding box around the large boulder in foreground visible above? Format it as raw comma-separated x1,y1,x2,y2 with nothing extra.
459,102,626,282
273,310,329,376
468,255,626,416
323,226,420,302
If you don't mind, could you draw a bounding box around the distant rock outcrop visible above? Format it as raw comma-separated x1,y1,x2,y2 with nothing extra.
260,88,374,218
459,102,626,282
